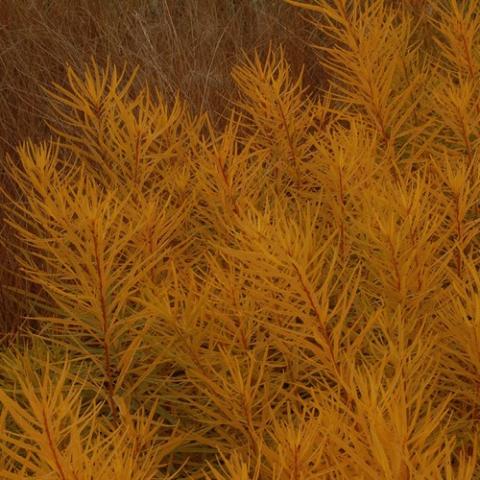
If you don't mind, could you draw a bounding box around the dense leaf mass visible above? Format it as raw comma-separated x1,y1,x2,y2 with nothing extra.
1,0,480,478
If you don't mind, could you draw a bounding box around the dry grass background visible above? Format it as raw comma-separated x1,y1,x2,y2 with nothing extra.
0,0,327,156
0,0,327,339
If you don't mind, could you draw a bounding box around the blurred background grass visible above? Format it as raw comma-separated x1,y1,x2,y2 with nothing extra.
0,0,329,156
0,0,329,339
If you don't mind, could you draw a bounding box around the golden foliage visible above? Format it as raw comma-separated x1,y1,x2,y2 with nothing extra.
1,0,480,477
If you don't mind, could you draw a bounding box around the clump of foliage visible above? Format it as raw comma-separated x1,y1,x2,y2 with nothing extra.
1,0,480,477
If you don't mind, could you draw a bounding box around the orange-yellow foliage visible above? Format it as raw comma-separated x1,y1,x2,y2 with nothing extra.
1,0,480,477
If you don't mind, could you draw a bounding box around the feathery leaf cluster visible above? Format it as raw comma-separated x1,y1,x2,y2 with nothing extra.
1,0,480,477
